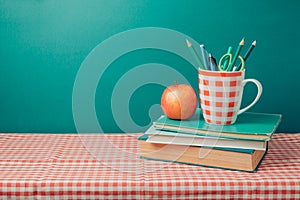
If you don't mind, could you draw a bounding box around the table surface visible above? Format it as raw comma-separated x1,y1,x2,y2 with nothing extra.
0,133,299,199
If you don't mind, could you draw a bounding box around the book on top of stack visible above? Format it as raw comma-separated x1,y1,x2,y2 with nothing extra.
139,108,282,172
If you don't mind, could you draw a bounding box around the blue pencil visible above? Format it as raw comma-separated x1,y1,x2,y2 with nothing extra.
200,44,210,70
209,53,218,71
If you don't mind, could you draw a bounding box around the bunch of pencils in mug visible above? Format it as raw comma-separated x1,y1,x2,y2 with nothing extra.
186,38,256,72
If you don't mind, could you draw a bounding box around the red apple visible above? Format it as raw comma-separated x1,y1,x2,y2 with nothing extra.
161,83,197,120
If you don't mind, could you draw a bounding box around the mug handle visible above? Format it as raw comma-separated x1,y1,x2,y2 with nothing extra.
237,79,263,115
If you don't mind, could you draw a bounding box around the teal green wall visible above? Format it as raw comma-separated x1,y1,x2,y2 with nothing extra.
0,0,299,133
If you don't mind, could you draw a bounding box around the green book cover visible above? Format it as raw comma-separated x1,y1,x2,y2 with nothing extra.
153,108,282,141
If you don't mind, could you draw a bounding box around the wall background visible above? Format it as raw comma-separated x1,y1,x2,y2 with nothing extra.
0,0,299,133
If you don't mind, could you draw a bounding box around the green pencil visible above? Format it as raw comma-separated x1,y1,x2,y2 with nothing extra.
228,38,245,71
186,39,205,70
220,46,232,71
237,40,256,69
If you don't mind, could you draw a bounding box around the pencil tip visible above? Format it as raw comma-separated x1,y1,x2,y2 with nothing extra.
240,38,245,45
186,39,191,47
253,40,257,46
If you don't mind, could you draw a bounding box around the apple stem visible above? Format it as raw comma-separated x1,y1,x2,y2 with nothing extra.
174,80,177,85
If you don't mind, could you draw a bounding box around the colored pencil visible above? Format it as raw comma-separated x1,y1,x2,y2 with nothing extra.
228,38,244,71
209,53,218,71
199,44,210,70
220,46,232,71
186,39,205,70
237,40,256,69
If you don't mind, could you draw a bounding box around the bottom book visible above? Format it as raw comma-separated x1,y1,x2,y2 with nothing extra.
139,134,267,172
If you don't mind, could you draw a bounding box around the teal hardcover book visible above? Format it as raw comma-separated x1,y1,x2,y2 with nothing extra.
153,108,282,141
138,134,268,172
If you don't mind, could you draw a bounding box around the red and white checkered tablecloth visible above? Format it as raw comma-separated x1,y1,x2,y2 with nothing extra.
0,133,299,199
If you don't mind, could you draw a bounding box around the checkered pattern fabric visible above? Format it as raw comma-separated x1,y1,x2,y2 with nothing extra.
0,133,300,199
199,69,245,125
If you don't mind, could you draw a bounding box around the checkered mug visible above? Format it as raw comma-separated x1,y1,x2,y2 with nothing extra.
198,69,262,125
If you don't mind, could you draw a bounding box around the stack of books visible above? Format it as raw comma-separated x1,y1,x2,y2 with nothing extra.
139,108,281,172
